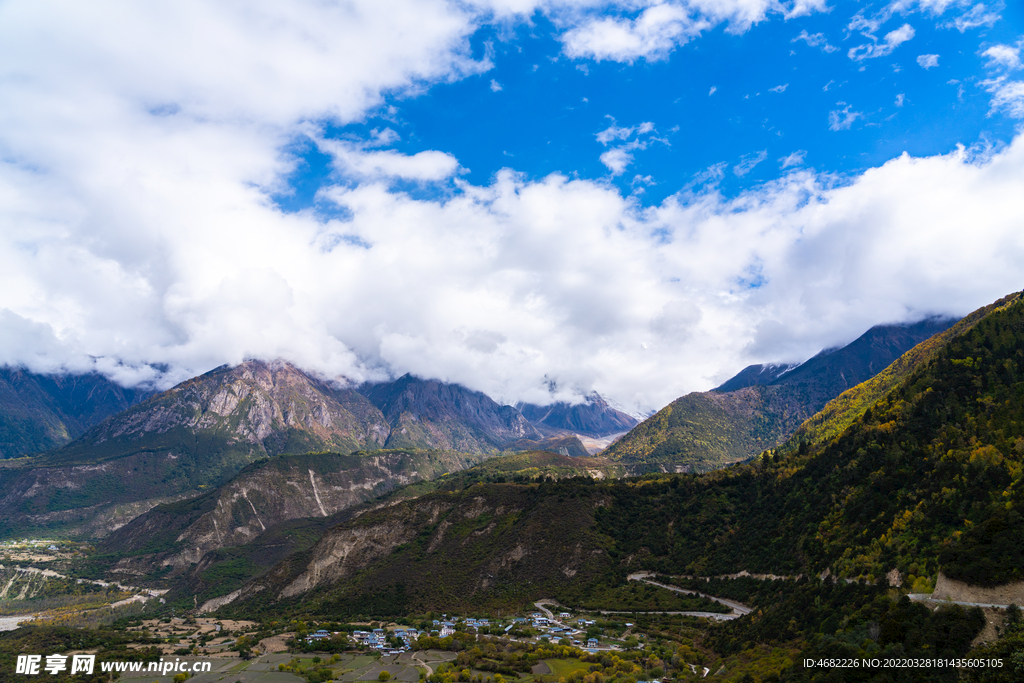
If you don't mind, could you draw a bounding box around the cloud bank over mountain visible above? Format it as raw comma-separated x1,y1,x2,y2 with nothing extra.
1,0,1021,413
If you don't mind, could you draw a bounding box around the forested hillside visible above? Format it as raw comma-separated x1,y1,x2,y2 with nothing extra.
604,318,955,470
599,291,1024,584
214,292,1024,617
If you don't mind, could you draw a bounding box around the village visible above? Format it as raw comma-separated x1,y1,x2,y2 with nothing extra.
99,600,716,683
323,608,619,654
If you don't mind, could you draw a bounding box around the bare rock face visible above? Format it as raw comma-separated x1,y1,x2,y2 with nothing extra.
932,572,1024,606
101,449,492,569
279,507,444,598
362,374,542,451
83,360,390,453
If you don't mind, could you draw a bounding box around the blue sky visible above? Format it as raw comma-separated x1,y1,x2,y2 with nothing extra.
1,1,1024,413
281,0,1023,211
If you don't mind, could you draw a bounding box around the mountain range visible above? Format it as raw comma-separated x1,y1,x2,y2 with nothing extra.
603,317,957,471
0,359,637,539
198,291,1023,619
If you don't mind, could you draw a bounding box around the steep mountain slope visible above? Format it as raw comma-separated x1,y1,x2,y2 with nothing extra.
208,480,614,615
108,450,620,610
602,292,1024,586
784,293,1019,450
599,384,810,471
604,317,956,470
211,292,1024,616
0,360,392,538
507,433,591,457
361,374,540,451
98,449,494,573
515,394,638,438
0,367,153,459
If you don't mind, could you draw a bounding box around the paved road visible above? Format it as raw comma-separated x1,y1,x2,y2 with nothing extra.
628,574,752,618
908,594,1016,609
595,609,740,622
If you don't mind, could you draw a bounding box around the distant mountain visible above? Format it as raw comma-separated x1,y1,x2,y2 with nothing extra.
515,393,638,438
360,374,541,451
713,362,797,392
604,317,957,470
506,434,591,458
0,363,574,540
784,299,1016,451
0,367,153,459
717,317,958,397
0,360,392,537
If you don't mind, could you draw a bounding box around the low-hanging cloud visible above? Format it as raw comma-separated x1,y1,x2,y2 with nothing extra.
2,0,1024,416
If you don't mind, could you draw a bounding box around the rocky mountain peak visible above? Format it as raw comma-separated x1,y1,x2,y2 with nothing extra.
515,392,638,438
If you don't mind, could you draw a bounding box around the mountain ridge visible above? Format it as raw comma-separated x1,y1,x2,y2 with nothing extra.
603,317,957,470
0,367,154,459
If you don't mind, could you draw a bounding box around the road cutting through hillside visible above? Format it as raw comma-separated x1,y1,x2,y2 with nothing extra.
537,575,752,623
627,573,752,619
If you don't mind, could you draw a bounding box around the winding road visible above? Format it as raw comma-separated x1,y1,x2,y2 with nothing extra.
626,573,751,620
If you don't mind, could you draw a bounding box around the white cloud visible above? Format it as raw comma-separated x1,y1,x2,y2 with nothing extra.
600,148,635,175
943,2,1002,32
792,30,838,53
560,0,829,63
734,150,768,176
596,118,659,176
769,83,789,93
983,77,1024,118
2,0,1024,415
709,85,717,95
983,43,1023,71
849,23,916,61
895,92,905,106
917,53,940,69
779,150,807,168
561,4,710,63
317,137,460,182
490,79,504,91
597,122,638,144
829,103,863,130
